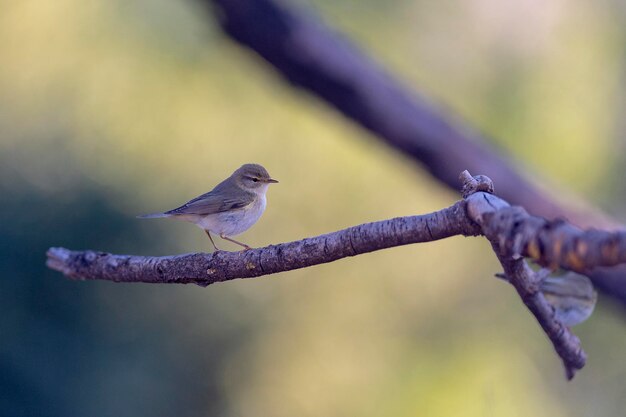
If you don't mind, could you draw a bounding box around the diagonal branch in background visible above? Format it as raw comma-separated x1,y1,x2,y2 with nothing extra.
205,0,613,229
47,171,626,379
201,0,626,305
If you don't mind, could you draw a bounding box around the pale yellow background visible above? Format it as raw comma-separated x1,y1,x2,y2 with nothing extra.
1,1,625,416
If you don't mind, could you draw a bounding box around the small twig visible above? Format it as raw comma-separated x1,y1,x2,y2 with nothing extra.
497,255,585,380
459,170,495,198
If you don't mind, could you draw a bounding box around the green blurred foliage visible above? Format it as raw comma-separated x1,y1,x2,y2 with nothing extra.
1,0,625,416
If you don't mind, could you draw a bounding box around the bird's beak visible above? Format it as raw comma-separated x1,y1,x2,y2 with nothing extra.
266,178,279,184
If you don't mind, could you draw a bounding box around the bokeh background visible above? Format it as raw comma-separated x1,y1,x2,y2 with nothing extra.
2,0,626,416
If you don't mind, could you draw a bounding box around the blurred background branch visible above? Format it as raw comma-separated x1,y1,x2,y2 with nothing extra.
203,0,626,306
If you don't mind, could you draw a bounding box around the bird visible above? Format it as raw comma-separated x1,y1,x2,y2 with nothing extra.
540,272,597,327
138,163,278,251
495,270,597,327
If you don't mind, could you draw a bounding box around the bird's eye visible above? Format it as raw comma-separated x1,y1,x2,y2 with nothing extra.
252,178,259,182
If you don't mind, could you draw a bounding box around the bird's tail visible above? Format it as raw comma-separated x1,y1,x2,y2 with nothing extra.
136,212,171,219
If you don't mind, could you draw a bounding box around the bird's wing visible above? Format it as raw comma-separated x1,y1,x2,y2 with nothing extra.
540,274,594,298
165,189,255,216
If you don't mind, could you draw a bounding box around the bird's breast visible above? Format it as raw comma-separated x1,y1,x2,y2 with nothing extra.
199,195,266,236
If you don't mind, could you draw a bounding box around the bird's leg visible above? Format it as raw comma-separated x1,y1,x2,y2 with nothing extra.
204,230,220,252
219,233,252,251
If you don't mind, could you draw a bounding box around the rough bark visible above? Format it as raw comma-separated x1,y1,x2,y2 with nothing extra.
47,202,477,285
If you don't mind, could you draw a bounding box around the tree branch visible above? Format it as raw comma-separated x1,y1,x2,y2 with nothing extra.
47,201,478,286
492,249,585,380
47,171,626,379
48,194,626,284
199,0,626,305
464,184,586,380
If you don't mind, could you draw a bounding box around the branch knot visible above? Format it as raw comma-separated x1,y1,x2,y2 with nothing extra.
459,170,495,198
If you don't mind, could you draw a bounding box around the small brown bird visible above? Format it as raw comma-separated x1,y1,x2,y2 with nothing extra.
138,163,278,251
